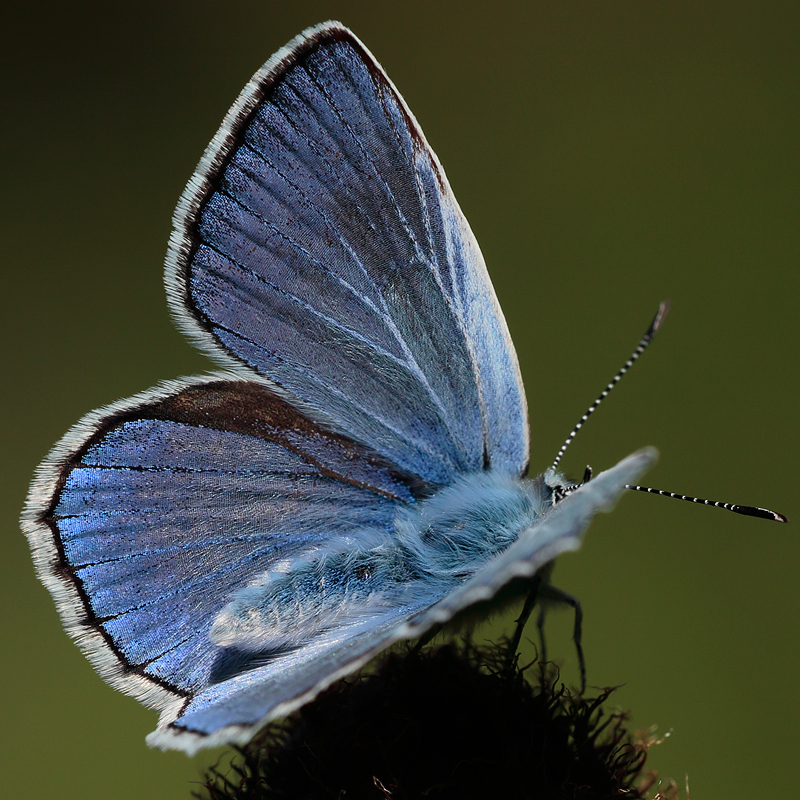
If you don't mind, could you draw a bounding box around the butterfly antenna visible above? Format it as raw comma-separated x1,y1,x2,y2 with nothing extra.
550,301,670,472
625,484,788,522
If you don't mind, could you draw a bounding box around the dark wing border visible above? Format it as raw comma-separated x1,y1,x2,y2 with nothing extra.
165,23,382,399
163,19,530,473
20,370,422,732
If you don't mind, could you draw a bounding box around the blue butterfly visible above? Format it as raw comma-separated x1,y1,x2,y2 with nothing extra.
22,21,656,754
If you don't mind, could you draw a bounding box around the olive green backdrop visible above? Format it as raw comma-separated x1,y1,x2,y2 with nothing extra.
2,2,797,798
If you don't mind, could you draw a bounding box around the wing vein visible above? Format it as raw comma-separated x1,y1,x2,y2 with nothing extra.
206,315,459,472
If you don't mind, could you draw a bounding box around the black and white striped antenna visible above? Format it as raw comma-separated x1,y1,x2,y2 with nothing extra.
624,484,787,522
550,301,669,472
550,301,788,523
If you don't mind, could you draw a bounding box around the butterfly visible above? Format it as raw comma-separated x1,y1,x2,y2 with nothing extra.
22,21,657,755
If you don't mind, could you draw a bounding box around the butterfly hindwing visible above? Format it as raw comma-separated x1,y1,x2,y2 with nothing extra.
167,21,529,485
23,376,428,730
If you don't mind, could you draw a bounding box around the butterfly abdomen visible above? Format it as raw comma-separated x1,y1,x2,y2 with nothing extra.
207,472,550,654
209,528,413,651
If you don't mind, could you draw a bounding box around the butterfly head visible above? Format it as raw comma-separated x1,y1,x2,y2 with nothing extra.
543,465,593,507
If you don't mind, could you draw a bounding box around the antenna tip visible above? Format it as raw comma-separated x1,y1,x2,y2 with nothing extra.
648,301,671,337
733,505,788,523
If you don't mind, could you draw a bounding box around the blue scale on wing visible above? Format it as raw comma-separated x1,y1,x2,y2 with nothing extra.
48,381,417,693
193,96,480,477
190,240,466,482
182,36,529,485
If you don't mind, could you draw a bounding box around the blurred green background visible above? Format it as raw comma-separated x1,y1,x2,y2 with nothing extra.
2,2,797,797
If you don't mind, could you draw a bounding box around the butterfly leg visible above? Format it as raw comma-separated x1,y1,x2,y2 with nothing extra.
539,585,586,693
504,574,543,672
536,604,548,666
411,623,443,654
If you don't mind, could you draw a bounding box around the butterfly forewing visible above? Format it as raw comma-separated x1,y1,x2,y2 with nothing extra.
167,22,529,484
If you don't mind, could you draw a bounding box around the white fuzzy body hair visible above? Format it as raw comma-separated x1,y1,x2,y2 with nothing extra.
396,471,553,578
210,528,410,650
210,471,556,652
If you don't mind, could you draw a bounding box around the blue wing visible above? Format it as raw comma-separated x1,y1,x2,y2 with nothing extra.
166,21,529,485
22,367,654,754
23,376,426,731
23,21,535,754
150,448,657,753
